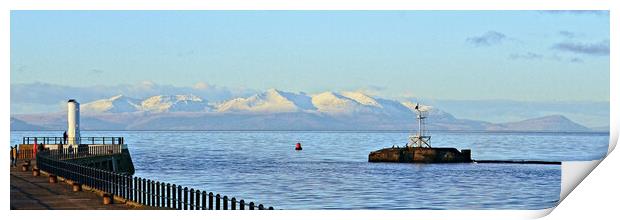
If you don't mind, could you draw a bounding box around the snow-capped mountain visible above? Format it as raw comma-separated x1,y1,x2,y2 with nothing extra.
82,94,210,113
81,90,461,119
310,91,448,118
140,95,210,113
340,91,382,108
310,92,368,114
12,89,593,131
82,95,141,113
216,89,314,113
214,89,428,116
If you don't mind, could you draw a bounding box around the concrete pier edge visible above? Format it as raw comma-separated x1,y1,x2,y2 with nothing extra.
36,169,148,209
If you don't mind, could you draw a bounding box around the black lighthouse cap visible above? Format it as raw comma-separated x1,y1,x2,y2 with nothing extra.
68,99,76,102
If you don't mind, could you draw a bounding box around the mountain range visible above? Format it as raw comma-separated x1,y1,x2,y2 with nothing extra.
10,89,593,131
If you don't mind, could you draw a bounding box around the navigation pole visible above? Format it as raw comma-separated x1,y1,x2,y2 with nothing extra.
409,103,432,148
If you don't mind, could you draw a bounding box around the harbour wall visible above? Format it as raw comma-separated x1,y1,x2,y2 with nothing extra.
368,147,473,163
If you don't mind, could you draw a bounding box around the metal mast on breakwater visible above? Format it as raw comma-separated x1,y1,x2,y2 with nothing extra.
408,103,431,148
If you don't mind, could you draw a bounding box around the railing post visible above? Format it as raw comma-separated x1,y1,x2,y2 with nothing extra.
120,174,125,201
102,170,108,194
136,177,141,203
124,173,130,200
223,196,228,210
140,177,145,204
142,178,147,206
151,180,156,206
189,188,195,210
96,169,103,192
158,182,164,208
146,179,151,206
216,194,221,210
111,174,120,196
108,171,113,195
106,171,112,195
177,185,182,210
208,192,214,210
129,176,134,202
201,191,207,210
172,184,177,209
120,174,126,199
166,183,171,208
119,174,124,198
258,204,264,210
113,173,118,197
127,175,131,200
156,181,161,207
240,199,245,210
249,202,255,210
231,197,237,210
183,187,188,210
75,164,80,184
75,164,81,184
90,166,96,190
195,190,200,210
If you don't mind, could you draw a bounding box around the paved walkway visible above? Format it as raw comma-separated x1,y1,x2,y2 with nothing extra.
10,161,144,210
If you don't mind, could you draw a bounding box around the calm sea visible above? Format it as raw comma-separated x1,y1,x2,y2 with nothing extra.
10,131,609,210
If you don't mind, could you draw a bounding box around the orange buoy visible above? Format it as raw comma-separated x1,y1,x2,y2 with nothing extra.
295,143,302,151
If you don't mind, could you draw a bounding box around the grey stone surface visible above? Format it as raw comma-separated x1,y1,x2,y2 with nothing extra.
10,161,144,210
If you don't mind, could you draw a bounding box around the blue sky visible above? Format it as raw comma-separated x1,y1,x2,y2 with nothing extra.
11,10,609,102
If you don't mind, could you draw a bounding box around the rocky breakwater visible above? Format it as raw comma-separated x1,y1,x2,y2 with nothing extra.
368,147,472,163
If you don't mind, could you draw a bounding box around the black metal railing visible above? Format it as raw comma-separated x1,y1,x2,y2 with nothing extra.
22,137,124,145
13,144,122,160
35,148,273,210
13,145,33,160
44,145,123,160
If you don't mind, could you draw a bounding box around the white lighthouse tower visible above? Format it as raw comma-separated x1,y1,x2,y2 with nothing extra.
67,99,80,146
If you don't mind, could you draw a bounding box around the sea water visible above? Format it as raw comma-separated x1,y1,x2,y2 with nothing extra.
10,131,609,209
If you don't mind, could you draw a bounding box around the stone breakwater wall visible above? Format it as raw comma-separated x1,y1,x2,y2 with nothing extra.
368,147,472,163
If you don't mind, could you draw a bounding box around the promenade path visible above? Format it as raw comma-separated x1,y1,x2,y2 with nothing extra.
10,161,145,210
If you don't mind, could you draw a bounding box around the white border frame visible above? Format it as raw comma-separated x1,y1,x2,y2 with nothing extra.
2,1,617,219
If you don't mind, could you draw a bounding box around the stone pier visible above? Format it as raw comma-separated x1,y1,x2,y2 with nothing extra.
10,160,146,210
